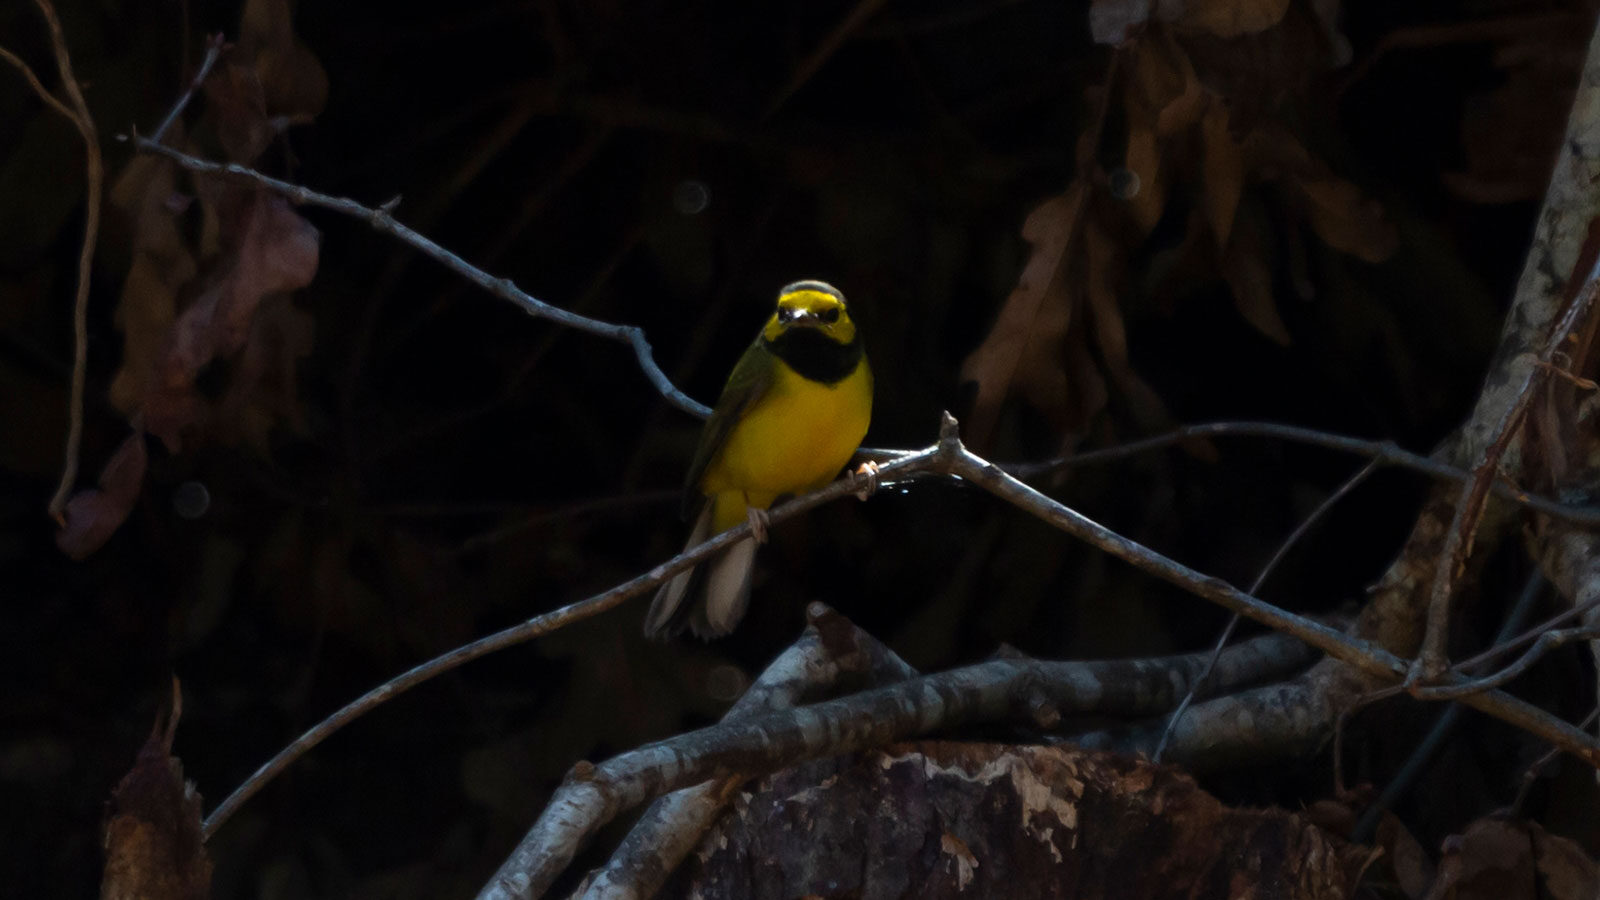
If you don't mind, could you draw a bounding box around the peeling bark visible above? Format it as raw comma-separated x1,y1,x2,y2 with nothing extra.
665,742,1368,900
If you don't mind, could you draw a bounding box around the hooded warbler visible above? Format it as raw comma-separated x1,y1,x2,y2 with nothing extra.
644,280,873,639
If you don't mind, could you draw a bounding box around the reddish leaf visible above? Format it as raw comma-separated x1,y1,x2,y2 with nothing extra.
214,188,320,356
55,431,148,560
108,155,199,418
147,187,320,450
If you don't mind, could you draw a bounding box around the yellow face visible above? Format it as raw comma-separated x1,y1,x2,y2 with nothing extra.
762,280,857,345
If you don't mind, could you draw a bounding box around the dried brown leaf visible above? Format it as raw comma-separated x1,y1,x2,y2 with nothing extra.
1425,819,1537,900
1294,177,1399,264
218,296,315,451
1375,813,1434,900
1199,99,1243,247
1083,222,1168,429
1530,823,1600,900
1179,0,1291,39
1127,32,1206,135
959,187,1085,449
1152,37,1205,136
146,187,318,450
56,430,148,560
1123,127,1167,235
213,189,320,355
203,63,273,164
240,0,329,123
1238,126,1398,263
1221,203,1291,345
108,156,199,417
100,685,211,900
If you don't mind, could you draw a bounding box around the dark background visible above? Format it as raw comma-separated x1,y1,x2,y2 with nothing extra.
2,0,1596,896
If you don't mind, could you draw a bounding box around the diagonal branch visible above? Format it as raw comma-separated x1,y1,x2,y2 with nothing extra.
128,136,712,419
199,445,938,839
208,414,1600,855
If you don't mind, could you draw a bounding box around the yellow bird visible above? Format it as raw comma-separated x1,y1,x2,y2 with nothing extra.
645,280,873,639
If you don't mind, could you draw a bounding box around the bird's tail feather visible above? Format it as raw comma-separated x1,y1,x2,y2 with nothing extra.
643,504,713,639
694,536,756,638
642,504,760,640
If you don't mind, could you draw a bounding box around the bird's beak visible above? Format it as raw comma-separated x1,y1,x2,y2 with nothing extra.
786,310,823,329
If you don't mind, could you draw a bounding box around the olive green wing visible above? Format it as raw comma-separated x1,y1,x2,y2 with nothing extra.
681,337,775,519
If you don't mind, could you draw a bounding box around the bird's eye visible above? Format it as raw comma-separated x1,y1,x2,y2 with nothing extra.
819,307,840,324
777,307,796,323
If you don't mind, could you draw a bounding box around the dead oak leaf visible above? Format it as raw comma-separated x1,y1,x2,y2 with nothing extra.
1083,221,1169,429
1294,177,1399,264
240,0,329,125
1221,200,1291,345
108,155,199,418
1530,823,1600,900
1199,98,1244,248
148,187,319,451
959,187,1085,451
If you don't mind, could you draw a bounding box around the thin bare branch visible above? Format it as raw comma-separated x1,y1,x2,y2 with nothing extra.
0,44,76,121
8,0,103,522
147,33,227,146
1154,458,1381,761
126,136,713,420
1012,420,1600,527
199,449,934,839
1351,570,1548,842
211,415,1600,854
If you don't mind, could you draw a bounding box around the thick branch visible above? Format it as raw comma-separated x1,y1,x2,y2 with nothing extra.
938,431,1600,768
479,627,1320,900
1415,3,1600,672
578,606,918,900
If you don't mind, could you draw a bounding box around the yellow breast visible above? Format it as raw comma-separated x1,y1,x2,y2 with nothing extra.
700,355,872,520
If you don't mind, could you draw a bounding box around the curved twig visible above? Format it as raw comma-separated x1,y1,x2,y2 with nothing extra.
2,0,103,521
1154,458,1381,761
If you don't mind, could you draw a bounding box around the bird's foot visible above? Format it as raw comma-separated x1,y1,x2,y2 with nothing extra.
746,506,771,544
853,460,881,501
